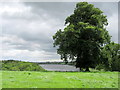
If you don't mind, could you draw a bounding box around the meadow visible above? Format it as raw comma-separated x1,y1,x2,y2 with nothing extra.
2,71,118,88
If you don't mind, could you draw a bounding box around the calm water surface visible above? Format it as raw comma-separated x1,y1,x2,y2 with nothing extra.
39,64,80,71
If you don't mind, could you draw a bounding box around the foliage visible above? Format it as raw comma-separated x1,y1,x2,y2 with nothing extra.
2,71,118,88
99,42,120,71
53,2,111,71
1,60,46,71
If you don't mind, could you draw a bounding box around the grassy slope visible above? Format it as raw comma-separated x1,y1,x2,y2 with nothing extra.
2,71,118,88
1,60,45,71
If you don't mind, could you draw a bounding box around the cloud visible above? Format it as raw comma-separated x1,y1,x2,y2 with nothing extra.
107,13,118,43
1,2,118,61
1,2,61,61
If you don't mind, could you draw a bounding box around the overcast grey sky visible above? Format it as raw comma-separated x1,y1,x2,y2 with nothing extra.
0,1,118,62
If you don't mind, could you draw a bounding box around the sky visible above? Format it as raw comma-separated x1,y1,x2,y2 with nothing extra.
0,1,118,62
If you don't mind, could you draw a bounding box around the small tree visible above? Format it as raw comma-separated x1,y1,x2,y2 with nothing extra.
53,2,111,71
101,42,120,71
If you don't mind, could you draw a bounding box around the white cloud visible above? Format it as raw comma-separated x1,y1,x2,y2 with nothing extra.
1,49,60,61
0,2,31,15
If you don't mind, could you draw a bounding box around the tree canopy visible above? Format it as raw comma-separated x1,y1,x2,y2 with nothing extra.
53,2,111,71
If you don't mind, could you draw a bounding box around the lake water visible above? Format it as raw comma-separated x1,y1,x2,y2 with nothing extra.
39,64,80,71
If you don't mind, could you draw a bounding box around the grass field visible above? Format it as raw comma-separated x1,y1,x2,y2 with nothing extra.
2,71,118,88
0,71,2,89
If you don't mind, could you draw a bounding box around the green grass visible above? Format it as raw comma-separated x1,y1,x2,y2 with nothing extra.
2,71,118,88
0,71,2,89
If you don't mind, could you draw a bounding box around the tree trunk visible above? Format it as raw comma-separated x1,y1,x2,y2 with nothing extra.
65,61,68,64
85,67,90,72
79,68,81,71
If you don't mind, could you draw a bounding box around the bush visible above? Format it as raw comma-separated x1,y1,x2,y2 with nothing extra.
100,42,120,71
95,64,105,70
1,60,46,71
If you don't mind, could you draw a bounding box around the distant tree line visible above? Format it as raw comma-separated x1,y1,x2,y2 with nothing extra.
36,61,64,64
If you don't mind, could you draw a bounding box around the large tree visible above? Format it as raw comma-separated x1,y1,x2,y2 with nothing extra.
53,2,111,71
